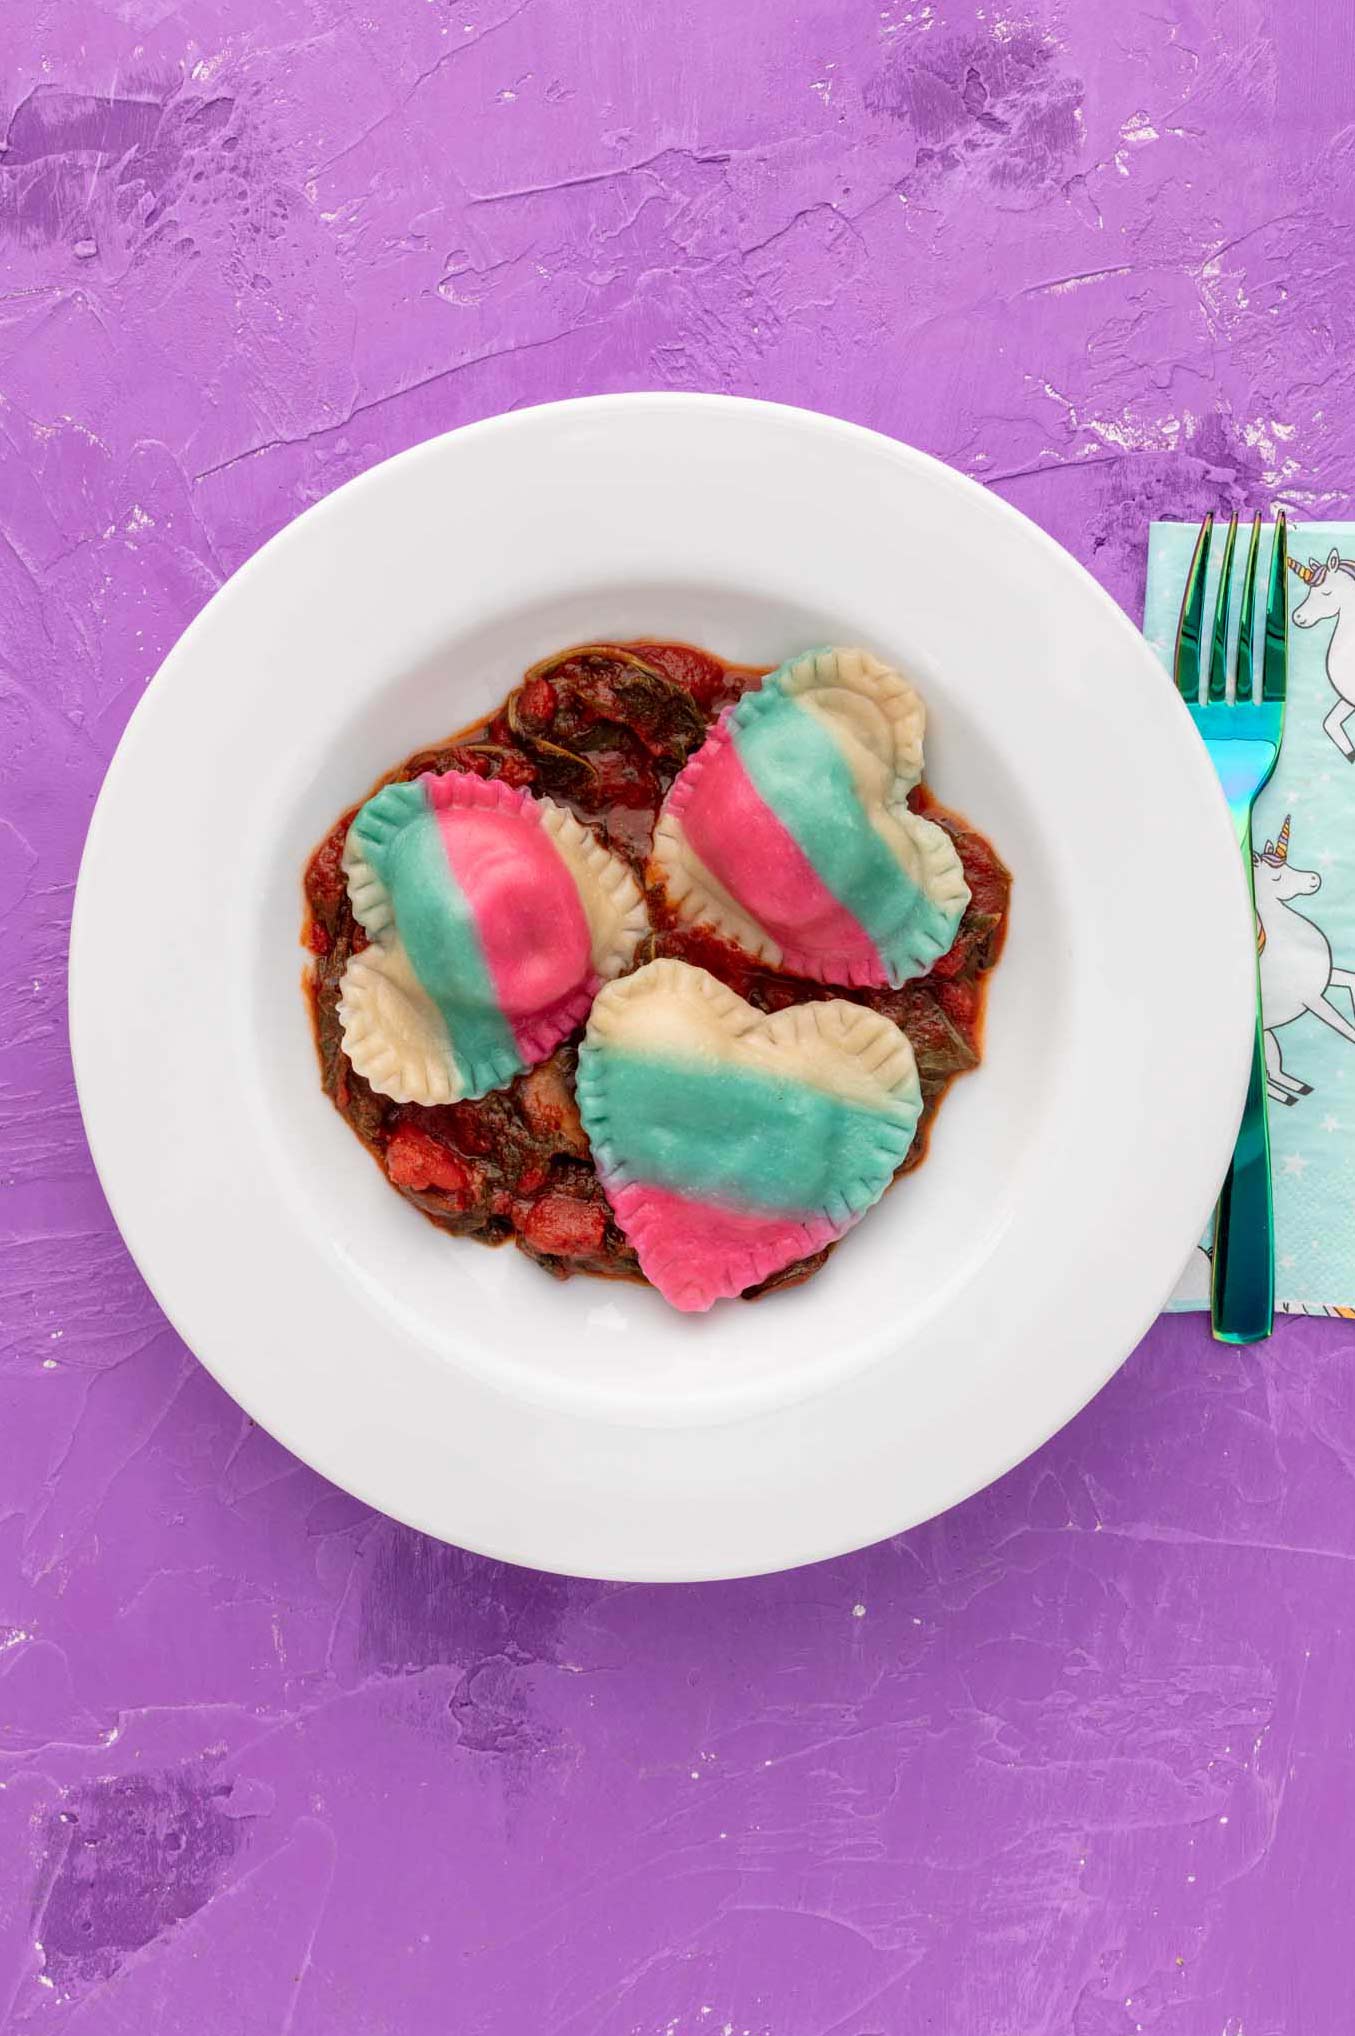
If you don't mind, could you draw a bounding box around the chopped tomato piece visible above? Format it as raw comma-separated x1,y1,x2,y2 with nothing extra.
386,1126,474,1201
497,752,537,789
520,1196,606,1257
517,677,557,728
447,745,494,779
935,975,979,1029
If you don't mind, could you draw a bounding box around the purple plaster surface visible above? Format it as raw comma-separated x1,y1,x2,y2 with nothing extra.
2,1,1354,2029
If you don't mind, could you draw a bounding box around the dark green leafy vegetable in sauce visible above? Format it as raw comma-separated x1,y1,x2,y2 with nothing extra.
303,640,1010,1298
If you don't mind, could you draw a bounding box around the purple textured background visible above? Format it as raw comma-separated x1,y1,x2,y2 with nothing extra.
2,2,1354,2030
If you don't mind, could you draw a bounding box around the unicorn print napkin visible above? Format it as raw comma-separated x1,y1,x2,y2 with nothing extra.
1144,521,1355,1319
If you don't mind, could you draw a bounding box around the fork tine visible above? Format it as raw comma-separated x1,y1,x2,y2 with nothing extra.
1235,513,1262,703
1207,511,1239,701
1173,513,1213,702
1263,510,1289,702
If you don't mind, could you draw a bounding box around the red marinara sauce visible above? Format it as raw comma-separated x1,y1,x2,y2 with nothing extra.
303,642,1011,1297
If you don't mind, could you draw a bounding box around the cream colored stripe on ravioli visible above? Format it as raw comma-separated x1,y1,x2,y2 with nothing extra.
539,802,649,979
791,687,943,890
592,963,916,1114
778,647,926,789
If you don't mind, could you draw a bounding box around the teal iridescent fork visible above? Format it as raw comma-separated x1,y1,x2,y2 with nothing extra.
1173,510,1288,1344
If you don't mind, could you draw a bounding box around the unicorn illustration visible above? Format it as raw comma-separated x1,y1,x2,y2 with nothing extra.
1290,549,1355,759
1255,815,1355,1102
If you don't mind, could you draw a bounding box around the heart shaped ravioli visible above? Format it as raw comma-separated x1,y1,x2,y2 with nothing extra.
576,958,923,1311
651,646,970,987
338,772,647,1104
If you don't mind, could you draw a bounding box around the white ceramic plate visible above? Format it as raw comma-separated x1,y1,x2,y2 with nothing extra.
70,395,1252,1581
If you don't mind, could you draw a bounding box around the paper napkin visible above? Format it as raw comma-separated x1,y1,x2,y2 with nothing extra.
1145,521,1355,1320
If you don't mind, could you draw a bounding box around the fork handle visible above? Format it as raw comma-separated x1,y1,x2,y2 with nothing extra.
1210,821,1274,1344
1210,1012,1274,1343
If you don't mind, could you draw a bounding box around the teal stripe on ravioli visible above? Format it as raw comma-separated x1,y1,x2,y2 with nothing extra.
730,690,958,981
589,1050,909,1216
355,788,523,1090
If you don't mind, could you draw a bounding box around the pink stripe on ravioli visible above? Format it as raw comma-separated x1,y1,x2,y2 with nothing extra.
678,723,881,973
431,797,592,1052
607,1181,841,1314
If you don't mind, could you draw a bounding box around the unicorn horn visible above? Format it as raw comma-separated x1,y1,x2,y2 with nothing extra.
1275,814,1291,861
1287,555,1317,584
